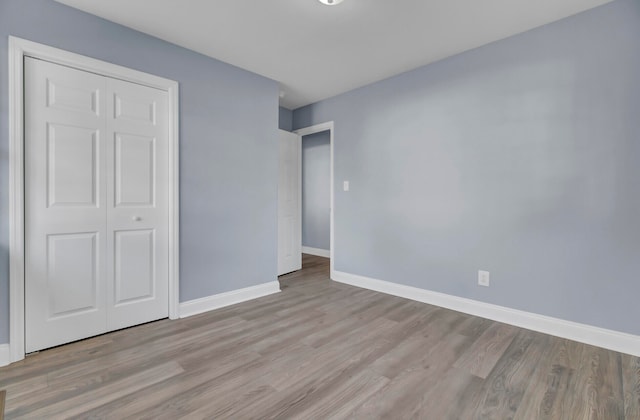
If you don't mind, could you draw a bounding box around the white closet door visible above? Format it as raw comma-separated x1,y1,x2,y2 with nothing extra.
105,78,169,330
24,57,169,352
25,57,108,352
277,129,302,275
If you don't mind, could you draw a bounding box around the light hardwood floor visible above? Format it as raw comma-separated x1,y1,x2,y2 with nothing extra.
1,254,639,419
0,389,5,420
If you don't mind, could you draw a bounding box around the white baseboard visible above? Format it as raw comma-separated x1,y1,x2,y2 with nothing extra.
332,270,640,357
302,246,330,258
179,281,281,318
0,343,10,367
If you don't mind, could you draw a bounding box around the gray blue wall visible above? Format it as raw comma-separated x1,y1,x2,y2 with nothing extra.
279,107,293,131
293,0,640,336
302,131,331,251
0,0,279,344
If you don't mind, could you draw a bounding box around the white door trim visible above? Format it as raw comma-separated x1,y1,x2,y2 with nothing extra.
294,122,334,277
8,36,180,363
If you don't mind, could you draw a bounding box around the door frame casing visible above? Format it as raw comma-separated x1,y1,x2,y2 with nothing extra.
8,36,180,363
294,122,334,277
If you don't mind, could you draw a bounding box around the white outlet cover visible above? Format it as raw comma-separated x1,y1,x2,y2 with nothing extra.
343,181,350,191
478,270,490,287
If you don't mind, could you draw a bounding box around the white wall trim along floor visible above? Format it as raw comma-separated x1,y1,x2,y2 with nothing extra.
179,281,281,318
333,270,640,357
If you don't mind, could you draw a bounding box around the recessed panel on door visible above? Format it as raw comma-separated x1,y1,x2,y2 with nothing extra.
114,133,155,206
47,232,98,317
47,78,99,115
114,93,156,125
47,124,99,207
114,229,155,305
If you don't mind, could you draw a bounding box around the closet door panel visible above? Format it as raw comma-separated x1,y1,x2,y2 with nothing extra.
105,78,169,330
24,57,108,353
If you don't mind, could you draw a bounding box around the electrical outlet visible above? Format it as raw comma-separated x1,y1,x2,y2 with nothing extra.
478,270,490,287
343,181,350,191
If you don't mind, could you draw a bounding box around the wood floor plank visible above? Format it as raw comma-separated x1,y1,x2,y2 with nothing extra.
453,322,519,378
239,338,396,419
2,374,48,402
622,353,640,419
456,315,493,340
245,311,332,355
285,368,389,420
178,345,328,419
313,288,378,313
273,287,348,318
0,254,636,419
302,297,403,349
405,367,484,419
370,320,450,380
176,310,326,371
0,390,5,420
42,315,247,387
8,358,170,413
424,307,468,333
0,336,115,386
269,318,399,393
551,338,585,370
513,337,585,419
7,361,184,418
370,334,433,380
172,383,278,420
464,330,548,419
382,299,430,322
44,318,245,393
568,344,625,419
242,310,430,418
72,350,264,419
346,333,470,418
128,343,320,419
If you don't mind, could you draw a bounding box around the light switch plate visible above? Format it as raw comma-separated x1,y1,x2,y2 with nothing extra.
343,181,350,191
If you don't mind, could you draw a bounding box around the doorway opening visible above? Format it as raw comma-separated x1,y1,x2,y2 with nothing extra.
300,130,331,262
295,122,334,276
277,122,334,280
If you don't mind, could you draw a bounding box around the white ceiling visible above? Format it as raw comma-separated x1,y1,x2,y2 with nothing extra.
55,0,614,109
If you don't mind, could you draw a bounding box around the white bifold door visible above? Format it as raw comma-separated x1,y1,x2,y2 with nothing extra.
25,57,169,353
277,129,301,276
